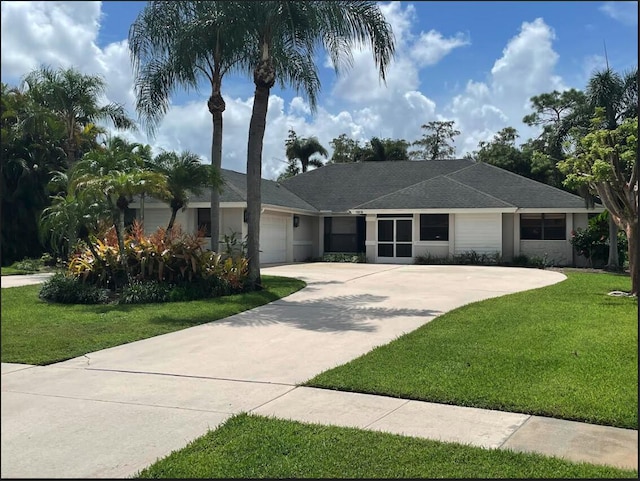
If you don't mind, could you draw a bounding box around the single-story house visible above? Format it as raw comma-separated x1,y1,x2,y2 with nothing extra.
129,160,604,266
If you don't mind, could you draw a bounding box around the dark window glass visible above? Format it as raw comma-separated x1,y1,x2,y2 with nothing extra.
396,244,412,257
521,213,565,240
420,214,448,241
378,220,393,242
377,213,412,218
396,220,412,242
543,214,566,240
197,208,212,237
520,214,542,240
378,243,394,257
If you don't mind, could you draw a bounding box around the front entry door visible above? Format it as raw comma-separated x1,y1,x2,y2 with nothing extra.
377,218,412,259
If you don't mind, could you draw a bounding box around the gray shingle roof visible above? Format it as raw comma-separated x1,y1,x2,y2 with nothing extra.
142,161,595,212
355,175,514,209
446,163,590,209
145,168,318,212
281,160,473,212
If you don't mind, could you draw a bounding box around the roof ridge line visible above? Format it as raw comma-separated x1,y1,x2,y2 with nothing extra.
443,170,516,208
350,160,475,209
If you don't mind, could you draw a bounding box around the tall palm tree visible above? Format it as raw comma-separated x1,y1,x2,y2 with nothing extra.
239,0,395,288
129,1,245,253
146,150,222,240
20,66,135,166
285,130,328,173
586,66,638,270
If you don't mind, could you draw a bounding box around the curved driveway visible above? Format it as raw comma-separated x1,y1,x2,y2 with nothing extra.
1,264,566,478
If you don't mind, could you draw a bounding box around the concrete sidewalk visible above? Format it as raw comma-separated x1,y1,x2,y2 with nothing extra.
1,264,637,477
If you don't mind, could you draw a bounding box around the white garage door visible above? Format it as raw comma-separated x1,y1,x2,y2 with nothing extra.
454,213,502,255
260,214,287,264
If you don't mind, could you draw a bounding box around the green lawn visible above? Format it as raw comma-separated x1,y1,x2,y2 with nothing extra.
133,414,637,479
306,272,638,429
1,275,305,365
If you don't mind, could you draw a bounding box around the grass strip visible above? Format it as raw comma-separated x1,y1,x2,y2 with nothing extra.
1,275,305,365
306,272,638,429
134,413,637,479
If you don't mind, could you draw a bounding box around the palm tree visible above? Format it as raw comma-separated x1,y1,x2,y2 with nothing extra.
71,136,169,268
285,129,328,173
129,1,245,253
146,150,222,240
239,0,395,289
586,66,638,270
20,66,135,166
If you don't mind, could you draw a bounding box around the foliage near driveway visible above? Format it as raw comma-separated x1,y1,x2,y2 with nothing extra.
134,413,637,478
1,275,305,365
306,272,638,429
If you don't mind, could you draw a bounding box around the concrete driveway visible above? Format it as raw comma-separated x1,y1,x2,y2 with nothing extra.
1,264,566,478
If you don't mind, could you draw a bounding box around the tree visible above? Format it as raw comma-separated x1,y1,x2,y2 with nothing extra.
239,1,395,289
585,67,638,269
146,150,222,240
129,1,244,252
410,120,460,160
475,127,530,175
1,82,68,264
360,137,410,161
329,133,362,163
20,66,134,166
284,129,328,173
70,136,169,270
560,116,638,296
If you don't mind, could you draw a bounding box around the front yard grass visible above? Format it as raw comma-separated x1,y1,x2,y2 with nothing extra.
1,275,305,365
305,272,638,429
133,413,637,479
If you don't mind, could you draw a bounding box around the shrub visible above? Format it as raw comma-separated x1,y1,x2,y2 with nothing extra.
322,252,367,263
14,258,43,273
119,280,170,305
570,212,628,268
39,273,111,304
414,251,501,266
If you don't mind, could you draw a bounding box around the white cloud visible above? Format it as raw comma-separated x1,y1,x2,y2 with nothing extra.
1,2,579,179
445,18,567,156
600,2,638,26
410,30,470,67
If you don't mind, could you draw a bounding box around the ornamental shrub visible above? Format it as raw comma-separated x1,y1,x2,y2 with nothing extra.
570,212,627,267
39,273,111,304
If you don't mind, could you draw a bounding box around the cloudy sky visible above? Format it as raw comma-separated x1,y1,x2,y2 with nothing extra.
1,1,637,180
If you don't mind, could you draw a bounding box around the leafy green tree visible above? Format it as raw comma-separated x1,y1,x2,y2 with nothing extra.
329,133,362,163
361,137,410,161
585,67,638,269
284,129,328,173
560,116,638,295
129,1,244,252
21,66,134,166
240,0,395,288
1,82,68,264
410,120,460,160
146,150,222,239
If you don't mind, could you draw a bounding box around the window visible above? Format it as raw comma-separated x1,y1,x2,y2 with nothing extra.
521,213,566,240
420,214,448,241
197,208,211,237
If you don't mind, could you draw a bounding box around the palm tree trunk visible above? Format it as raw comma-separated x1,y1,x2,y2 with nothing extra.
606,215,619,270
246,63,274,289
117,208,127,271
209,103,224,252
165,207,178,242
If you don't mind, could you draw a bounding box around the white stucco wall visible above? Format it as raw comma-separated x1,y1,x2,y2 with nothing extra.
293,214,318,262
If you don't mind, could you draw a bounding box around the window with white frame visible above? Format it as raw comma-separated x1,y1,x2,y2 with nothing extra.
520,213,566,240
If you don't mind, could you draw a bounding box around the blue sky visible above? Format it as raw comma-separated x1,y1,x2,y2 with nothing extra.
1,1,637,179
